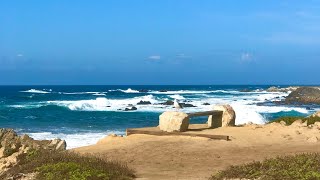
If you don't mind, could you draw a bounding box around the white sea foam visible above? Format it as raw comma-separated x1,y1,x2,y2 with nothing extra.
169,94,185,100
28,131,124,149
20,89,50,94
119,88,139,93
149,90,213,94
92,93,106,96
47,95,160,111
8,104,44,109
62,92,106,95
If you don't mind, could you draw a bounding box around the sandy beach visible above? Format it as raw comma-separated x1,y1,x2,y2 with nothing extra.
74,122,320,179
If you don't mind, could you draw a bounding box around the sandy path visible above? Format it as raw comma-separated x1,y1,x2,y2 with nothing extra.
74,123,320,180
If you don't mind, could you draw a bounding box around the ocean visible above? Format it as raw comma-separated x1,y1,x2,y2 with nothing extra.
0,85,317,149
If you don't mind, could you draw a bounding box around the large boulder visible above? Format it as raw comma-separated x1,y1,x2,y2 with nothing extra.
159,111,189,132
285,87,320,105
208,104,236,128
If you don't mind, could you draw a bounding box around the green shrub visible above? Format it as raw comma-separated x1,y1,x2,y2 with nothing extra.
270,116,320,125
36,162,110,180
1,149,135,180
210,153,320,180
3,147,17,157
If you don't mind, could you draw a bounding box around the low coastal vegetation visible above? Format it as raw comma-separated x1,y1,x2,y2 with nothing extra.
1,149,135,180
271,116,320,125
210,153,320,180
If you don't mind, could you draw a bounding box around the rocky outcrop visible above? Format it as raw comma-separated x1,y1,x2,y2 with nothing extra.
161,100,174,105
137,100,151,105
284,87,320,105
179,103,197,108
124,106,137,111
208,104,236,127
0,128,66,174
159,111,189,132
266,86,299,92
138,89,149,93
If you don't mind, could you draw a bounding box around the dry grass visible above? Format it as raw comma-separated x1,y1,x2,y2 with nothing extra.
210,153,320,180
271,116,320,125
1,149,135,180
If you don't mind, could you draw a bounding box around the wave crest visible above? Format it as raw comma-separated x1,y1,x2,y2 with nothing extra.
20,89,50,94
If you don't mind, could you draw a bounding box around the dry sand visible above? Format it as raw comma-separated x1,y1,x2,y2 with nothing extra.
74,122,320,180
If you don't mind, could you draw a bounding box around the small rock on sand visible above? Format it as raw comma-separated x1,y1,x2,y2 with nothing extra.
290,119,307,128
307,136,319,143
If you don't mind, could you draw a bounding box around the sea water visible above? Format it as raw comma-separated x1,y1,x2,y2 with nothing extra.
0,85,317,149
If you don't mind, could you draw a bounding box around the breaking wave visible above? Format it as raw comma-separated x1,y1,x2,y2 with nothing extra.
20,89,50,94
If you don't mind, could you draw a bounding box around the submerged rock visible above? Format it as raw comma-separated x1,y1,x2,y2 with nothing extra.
240,88,251,92
202,102,210,105
138,89,149,93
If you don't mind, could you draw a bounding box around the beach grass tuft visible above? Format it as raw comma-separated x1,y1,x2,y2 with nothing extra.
210,153,320,180
271,116,320,125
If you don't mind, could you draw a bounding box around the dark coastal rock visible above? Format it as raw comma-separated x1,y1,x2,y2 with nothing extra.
161,100,174,105
240,89,251,92
138,89,149,93
284,87,320,105
306,107,313,110
159,90,168,92
202,102,210,105
180,103,197,107
124,106,137,111
137,100,151,105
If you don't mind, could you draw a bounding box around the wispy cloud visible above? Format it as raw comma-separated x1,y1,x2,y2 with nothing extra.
240,52,253,62
176,53,192,59
16,54,24,57
148,55,161,60
264,33,320,45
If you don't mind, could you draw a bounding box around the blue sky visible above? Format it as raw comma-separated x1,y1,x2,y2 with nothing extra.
1,0,320,85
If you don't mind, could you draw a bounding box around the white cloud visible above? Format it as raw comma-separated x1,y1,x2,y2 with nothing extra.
148,55,161,60
240,53,253,62
264,33,320,45
176,53,191,59
16,54,23,57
